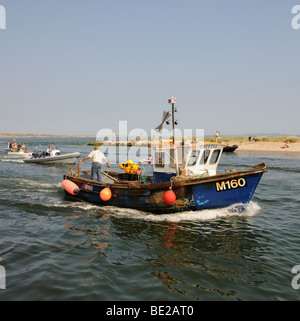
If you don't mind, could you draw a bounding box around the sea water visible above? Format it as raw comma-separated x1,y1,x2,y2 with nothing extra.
0,137,299,301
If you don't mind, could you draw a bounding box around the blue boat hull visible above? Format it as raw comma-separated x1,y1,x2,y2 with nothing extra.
191,172,263,211
63,163,267,214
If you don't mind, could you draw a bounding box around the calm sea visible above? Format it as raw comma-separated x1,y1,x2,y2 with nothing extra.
0,137,300,302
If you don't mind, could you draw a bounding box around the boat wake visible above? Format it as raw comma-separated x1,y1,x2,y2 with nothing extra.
38,194,261,222
47,200,101,211
98,201,261,222
0,176,61,189
0,158,25,163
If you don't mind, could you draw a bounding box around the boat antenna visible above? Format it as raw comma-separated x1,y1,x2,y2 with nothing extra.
168,97,177,144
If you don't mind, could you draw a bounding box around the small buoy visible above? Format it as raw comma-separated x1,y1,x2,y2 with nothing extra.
100,187,112,201
164,190,176,204
62,180,79,195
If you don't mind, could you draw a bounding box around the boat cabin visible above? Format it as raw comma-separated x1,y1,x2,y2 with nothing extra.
152,143,225,183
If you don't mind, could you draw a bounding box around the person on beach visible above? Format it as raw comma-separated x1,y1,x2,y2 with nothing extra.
281,140,290,149
79,145,110,182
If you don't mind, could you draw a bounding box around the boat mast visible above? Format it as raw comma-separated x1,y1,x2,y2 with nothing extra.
168,96,177,144
168,97,179,175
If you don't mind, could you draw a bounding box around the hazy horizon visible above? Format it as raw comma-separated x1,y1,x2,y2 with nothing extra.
1,1,300,136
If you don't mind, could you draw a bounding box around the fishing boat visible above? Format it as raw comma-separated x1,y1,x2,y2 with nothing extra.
24,148,80,164
62,98,267,214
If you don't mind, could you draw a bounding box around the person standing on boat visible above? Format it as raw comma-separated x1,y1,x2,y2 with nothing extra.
46,145,52,155
79,146,110,182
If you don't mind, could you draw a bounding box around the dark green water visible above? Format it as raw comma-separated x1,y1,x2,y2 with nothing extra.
0,137,300,301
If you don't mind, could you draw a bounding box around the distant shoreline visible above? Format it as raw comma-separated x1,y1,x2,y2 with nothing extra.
1,134,299,153
89,138,300,153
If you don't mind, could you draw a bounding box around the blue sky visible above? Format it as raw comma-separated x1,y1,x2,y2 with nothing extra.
0,0,300,136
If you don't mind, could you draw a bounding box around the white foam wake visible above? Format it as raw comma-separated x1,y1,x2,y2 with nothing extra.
0,158,24,163
104,201,261,222
41,197,261,222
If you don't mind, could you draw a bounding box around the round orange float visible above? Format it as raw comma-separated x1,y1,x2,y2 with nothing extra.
100,187,112,201
62,180,79,195
164,190,176,204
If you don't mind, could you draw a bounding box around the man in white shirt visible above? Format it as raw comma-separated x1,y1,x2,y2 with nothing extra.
46,145,52,155
79,146,110,182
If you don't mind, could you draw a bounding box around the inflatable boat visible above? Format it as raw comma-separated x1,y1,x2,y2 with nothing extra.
24,149,80,164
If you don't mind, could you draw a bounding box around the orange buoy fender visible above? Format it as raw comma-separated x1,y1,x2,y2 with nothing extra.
164,190,176,204
62,180,79,195
100,187,112,201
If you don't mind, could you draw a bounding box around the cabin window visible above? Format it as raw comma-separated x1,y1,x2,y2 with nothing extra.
155,151,164,167
187,150,200,166
199,149,210,165
210,149,220,164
